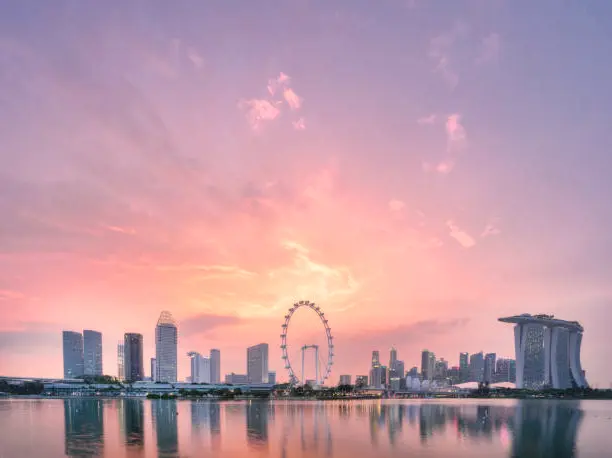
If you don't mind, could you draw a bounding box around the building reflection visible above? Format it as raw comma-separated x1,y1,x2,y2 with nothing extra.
246,401,269,447
152,400,178,457
512,401,583,458
122,399,144,448
63,398,104,457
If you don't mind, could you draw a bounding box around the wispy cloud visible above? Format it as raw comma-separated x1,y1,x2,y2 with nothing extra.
446,220,476,248
0,289,27,301
446,113,467,152
428,22,468,89
481,218,502,237
179,313,243,337
422,160,455,174
476,33,500,64
292,117,306,130
388,199,406,212
187,47,205,69
238,99,281,131
417,114,437,125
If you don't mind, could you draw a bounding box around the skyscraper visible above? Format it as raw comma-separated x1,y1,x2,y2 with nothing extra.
188,352,211,383
389,347,397,369
63,331,84,378
155,311,178,383
459,352,469,382
469,352,485,383
83,330,103,376
124,333,144,382
484,353,497,383
247,343,269,383
210,349,221,384
371,350,380,368
151,358,157,382
421,350,435,381
117,343,125,381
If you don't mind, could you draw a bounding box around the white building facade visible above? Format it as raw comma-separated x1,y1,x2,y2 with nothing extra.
155,311,178,383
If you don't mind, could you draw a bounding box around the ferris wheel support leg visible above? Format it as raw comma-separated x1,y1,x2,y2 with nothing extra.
301,347,305,386
316,346,319,386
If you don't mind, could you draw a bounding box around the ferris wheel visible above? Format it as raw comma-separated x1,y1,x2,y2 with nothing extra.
280,300,334,386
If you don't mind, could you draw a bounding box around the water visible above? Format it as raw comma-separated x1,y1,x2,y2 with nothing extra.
1,399,611,457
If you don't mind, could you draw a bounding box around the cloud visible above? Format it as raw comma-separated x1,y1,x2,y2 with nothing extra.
422,160,455,174
388,199,405,212
445,114,466,152
481,218,502,237
428,22,468,89
187,47,205,69
267,72,291,96
476,33,500,64
417,114,437,125
0,289,27,301
292,117,306,130
179,313,244,337
103,225,136,235
155,264,257,279
238,99,281,131
283,88,303,110
446,220,476,248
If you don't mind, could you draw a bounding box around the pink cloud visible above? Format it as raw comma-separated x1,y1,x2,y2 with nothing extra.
446,113,466,151
293,117,306,130
417,114,437,125
238,99,281,130
388,199,405,212
446,220,476,248
283,88,303,110
422,160,455,174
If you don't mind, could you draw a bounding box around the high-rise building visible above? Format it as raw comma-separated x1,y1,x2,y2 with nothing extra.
434,358,448,380
355,375,368,388
499,314,588,389
268,371,276,385
83,330,103,376
369,366,384,388
155,311,178,383
484,353,497,383
225,373,248,384
151,358,157,382
459,352,469,382
389,347,397,369
339,375,352,385
117,343,125,381
469,352,485,383
124,333,144,382
210,349,221,384
188,352,211,383
247,343,269,383
407,366,419,377
448,366,461,385
371,350,380,367
421,350,435,381
63,331,84,379
495,358,516,383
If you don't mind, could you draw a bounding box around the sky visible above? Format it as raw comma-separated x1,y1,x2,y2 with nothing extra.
1,0,612,387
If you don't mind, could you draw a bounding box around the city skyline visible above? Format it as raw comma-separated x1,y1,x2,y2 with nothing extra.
2,1,612,387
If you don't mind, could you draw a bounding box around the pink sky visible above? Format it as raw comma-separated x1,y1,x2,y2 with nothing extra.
1,1,612,387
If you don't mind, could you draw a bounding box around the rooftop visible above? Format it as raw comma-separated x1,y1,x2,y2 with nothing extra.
156,310,177,327
498,314,583,332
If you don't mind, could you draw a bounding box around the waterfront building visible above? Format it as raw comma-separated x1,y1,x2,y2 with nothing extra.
63,331,84,379
484,353,497,383
355,375,368,388
83,330,103,376
369,366,384,388
469,352,484,382
117,343,125,381
434,358,448,380
421,350,435,381
155,311,178,383
210,349,221,384
187,352,211,383
407,366,418,378
151,358,157,382
459,352,469,382
225,373,248,384
499,314,588,389
339,375,352,385
448,366,461,385
124,333,144,382
268,371,276,385
247,343,269,383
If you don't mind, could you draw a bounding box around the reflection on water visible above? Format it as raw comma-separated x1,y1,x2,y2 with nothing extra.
63,398,104,456
3,398,609,457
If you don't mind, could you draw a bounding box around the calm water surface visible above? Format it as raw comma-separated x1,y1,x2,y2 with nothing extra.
1,398,611,457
